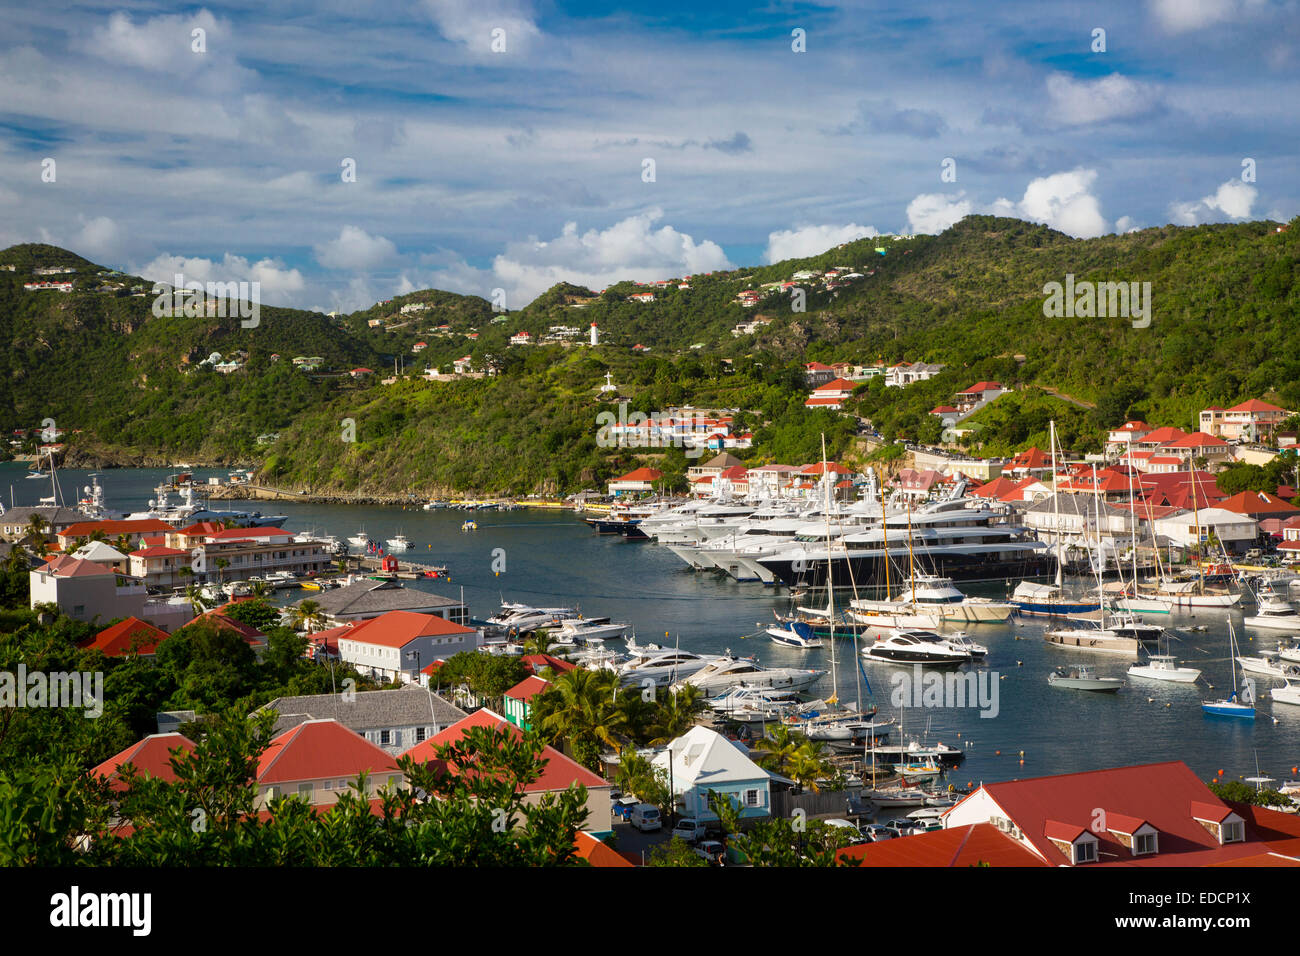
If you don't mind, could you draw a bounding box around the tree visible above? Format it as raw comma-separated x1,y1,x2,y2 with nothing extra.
289,599,325,634
531,667,627,770
647,836,709,867
615,750,673,819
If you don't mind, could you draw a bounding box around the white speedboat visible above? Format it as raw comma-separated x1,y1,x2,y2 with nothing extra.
614,646,726,687
1244,595,1300,631
677,656,825,694
1044,620,1141,657
1271,666,1300,707
766,621,824,649
553,618,631,643
348,530,370,548
1238,654,1287,679
385,533,411,552
1048,665,1124,692
862,630,983,664
1127,654,1201,684
485,602,580,633
900,573,1013,623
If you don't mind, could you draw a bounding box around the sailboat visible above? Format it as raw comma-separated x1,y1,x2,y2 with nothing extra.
1114,446,1174,614
1202,620,1255,719
848,494,941,630
1010,422,1101,617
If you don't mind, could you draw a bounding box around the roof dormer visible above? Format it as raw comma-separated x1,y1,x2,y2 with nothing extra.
1103,811,1159,856
1191,801,1246,844
1044,820,1099,865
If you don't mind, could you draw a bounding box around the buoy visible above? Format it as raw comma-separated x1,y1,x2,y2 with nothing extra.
1218,769,1224,776
995,750,1001,756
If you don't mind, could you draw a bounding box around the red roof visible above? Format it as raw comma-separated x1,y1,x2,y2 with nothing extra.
60,519,172,538
838,823,1047,867
94,733,196,792
971,476,1018,499
403,709,606,794
84,616,168,656
801,462,852,475
1008,447,1050,469
200,526,291,540
1113,420,1152,433
505,675,550,702
575,831,635,867
930,405,957,414
955,760,1300,867
719,465,749,480
803,397,843,406
257,719,398,786
130,545,188,558
176,521,226,536
805,362,834,371
36,555,113,578
1227,399,1286,414
615,467,663,482
344,609,476,649
1139,426,1188,445
520,653,577,675
958,381,1002,394
185,610,266,646
815,377,857,392
1162,431,1229,449
1216,490,1300,516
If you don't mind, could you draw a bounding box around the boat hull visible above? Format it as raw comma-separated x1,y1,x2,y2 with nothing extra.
1044,631,1141,656
760,551,1055,590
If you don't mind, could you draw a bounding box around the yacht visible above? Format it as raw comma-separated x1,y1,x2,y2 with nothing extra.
552,617,631,643
1243,593,1300,631
708,686,803,722
766,620,824,649
896,573,1013,623
348,529,370,548
1271,666,1300,707
385,533,411,552
675,656,825,694
1044,620,1141,657
861,630,985,664
757,495,1054,589
485,602,580,633
846,599,941,630
611,645,726,687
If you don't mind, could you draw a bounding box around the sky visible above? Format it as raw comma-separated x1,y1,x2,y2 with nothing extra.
1,0,1297,312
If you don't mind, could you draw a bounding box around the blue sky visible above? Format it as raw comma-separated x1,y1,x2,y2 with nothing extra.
1,0,1296,311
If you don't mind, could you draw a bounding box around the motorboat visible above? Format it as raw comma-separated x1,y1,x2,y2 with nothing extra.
1047,665,1124,692
613,645,726,687
1270,665,1300,707
385,533,411,552
766,620,824,649
1127,653,1201,684
676,655,825,694
348,530,370,548
896,752,943,781
485,602,580,633
861,629,984,664
1238,653,1287,679
899,573,1013,623
1244,593,1300,631
552,617,631,643
846,599,942,630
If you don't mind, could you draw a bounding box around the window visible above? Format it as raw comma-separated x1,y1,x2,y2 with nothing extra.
297,783,313,802
1222,821,1244,843
1074,840,1097,863
1134,832,1157,855
744,789,760,807
415,727,427,743
380,730,391,746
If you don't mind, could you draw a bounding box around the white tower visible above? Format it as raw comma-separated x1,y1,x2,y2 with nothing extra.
590,322,598,346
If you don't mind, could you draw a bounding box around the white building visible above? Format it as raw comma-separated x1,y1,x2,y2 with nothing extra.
1152,507,1258,552
336,610,481,682
652,725,772,823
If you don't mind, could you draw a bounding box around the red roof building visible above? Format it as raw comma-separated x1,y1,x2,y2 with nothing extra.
1216,490,1300,520
83,616,168,657
257,718,400,807
839,823,1048,867
93,733,197,792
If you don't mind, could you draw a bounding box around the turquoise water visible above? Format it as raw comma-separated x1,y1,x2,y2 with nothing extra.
8,463,1297,790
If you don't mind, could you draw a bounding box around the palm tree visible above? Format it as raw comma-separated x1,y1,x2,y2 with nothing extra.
184,583,211,617
25,513,48,545
214,556,230,585
522,628,555,656
647,684,708,745
533,667,628,769
290,598,326,634
249,579,273,600
752,724,804,777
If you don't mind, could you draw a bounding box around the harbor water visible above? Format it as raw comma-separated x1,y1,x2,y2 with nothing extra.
9,463,1298,791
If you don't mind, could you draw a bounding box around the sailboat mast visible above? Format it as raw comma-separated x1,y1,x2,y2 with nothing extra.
906,496,916,605
821,434,838,706
1127,442,1139,593
1051,420,1063,587
881,485,892,600
1189,460,1205,595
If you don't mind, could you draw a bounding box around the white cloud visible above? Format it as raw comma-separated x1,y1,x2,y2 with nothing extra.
314,226,399,271
906,193,973,235
763,223,879,262
422,0,541,53
1115,216,1143,233
1003,169,1108,238
414,209,731,307
1045,73,1160,126
137,252,306,306
74,216,123,259
1149,0,1237,33
86,9,226,74
1169,178,1258,224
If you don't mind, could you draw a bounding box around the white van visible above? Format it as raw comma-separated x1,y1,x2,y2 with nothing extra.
671,817,708,842
631,803,662,832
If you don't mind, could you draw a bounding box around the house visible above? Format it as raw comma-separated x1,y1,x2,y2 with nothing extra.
128,545,191,588
509,331,533,345
809,378,857,402
402,708,613,838
82,616,168,658
349,368,373,378
69,540,130,573
0,506,86,542
304,578,469,625
412,341,427,352
336,610,480,682
608,467,663,496
1159,431,1233,466
885,361,945,388
1151,507,1258,553
803,362,836,387
94,733,197,792
255,684,466,755
56,519,173,551
954,381,1007,413
256,718,402,809
1107,421,1153,456
652,725,772,823
1215,490,1300,523
1133,426,1188,453
29,556,147,626
1005,446,1053,478
452,355,474,375
942,760,1300,866
627,292,655,303
502,675,549,731
1201,400,1293,442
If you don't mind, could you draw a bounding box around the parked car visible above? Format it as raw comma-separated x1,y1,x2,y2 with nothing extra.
630,803,662,832
612,796,639,822
671,818,708,843
693,840,726,865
